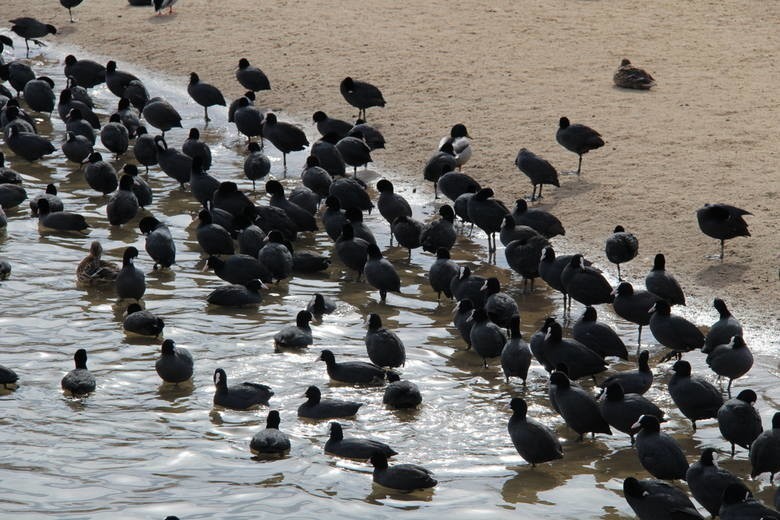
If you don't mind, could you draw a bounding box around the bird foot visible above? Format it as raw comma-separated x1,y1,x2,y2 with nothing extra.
32,39,47,48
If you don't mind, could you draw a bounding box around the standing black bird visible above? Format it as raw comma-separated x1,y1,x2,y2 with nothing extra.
340,77,385,120
512,199,565,239
142,97,182,137
560,254,613,308
428,247,458,300
632,414,689,480
507,397,563,466
719,482,780,519
668,360,723,431
514,148,560,201
612,281,658,350
605,225,638,280
364,244,401,302
548,370,611,440
645,253,686,305
467,188,510,254
60,0,84,23
622,477,703,520
555,116,604,175
703,298,743,354
685,448,742,518
599,382,664,444
717,389,763,456
750,412,780,483
187,72,226,123
423,142,457,199
706,335,753,397
235,58,270,92
469,308,507,367
696,203,751,260
649,300,704,360
262,113,309,169
501,316,532,384
9,18,57,53
572,305,628,360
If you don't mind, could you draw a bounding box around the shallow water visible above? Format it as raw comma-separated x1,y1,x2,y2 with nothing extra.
0,41,777,519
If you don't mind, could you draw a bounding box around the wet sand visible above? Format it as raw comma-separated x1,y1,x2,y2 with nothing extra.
6,0,779,328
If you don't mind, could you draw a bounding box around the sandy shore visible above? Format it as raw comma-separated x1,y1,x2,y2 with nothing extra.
5,0,779,328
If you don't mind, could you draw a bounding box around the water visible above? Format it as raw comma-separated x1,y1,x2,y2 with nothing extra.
0,42,777,519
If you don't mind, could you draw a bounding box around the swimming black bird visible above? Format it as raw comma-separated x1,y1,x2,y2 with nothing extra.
250,410,290,456
9,17,57,53
297,385,362,420
132,127,158,173
116,246,145,300
718,389,763,456
29,183,62,216
206,279,266,307
696,203,751,260
155,340,193,383
514,148,559,201
273,310,313,349
39,198,86,232
605,225,638,280
319,349,387,385
613,58,656,89
236,58,270,92
123,303,164,337
340,77,385,120
250,410,290,455
61,348,95,395
307,293,336,317
325,422,397,460
507,397,563,466
668,360,723,431
383,372,422,409
212,368,272,410
0,363,19,389
555,116,604,175
187,72,225,122
645,253,686,305
139,216,175,269
370,453,436,491
206,254,272,285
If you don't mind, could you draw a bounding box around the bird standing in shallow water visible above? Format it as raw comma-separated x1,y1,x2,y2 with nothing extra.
555,116,604,175
613,58,656,90
9,18,57,54
605,225,638,280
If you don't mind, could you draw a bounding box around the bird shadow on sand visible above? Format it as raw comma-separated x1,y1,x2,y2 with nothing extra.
695,262,749,289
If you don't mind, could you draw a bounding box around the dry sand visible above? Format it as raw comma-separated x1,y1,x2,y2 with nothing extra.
6,0,779,328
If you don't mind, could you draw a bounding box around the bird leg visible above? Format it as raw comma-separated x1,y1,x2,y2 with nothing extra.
576,154,583,176
720,240,725,261
617,263,622,281
204,107,210,123
69,8,76,22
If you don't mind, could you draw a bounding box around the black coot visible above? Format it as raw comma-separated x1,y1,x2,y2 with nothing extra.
319,349,387,385
599,382,664,444
514,148,559,201
668,360,723,431
116,246,145,300
632,414,689,480
212,368,272,410
297,385,362,420
273,310,313,349
541,321,606,380
139,216,175,269
467,188,510,254
750,412,780,482
365,313,405,368
262,113,309,168
504,234,550,292
257,230,294,281
645,253,686,305
548,371,611,440
719,482,779,519
187,72,226,122
364,244,401,302
703,298,743,353
324,422,397,460
370,453,436,491
155,339,193,384
250,411,290,456
383,372,422,409
685,448,742,518
206,279,265,307
512,199,565,238
469,307,507,367
307,293,336,317
561,254,613,308
696,203,751,260
501,315,532,384
598,350,653,396
555,116,604,175
123,303,164,337
649,301,704,360
604,225,638,280
236,58,270,92
612,281,658,350
61,348,95,395
340,77,385,120
428,247,459,300
706,335,753,396
572,306,628,359
335,223,369,279
507,397,563,466
421,205,457,253
718,389,763,456
622,477,703,520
